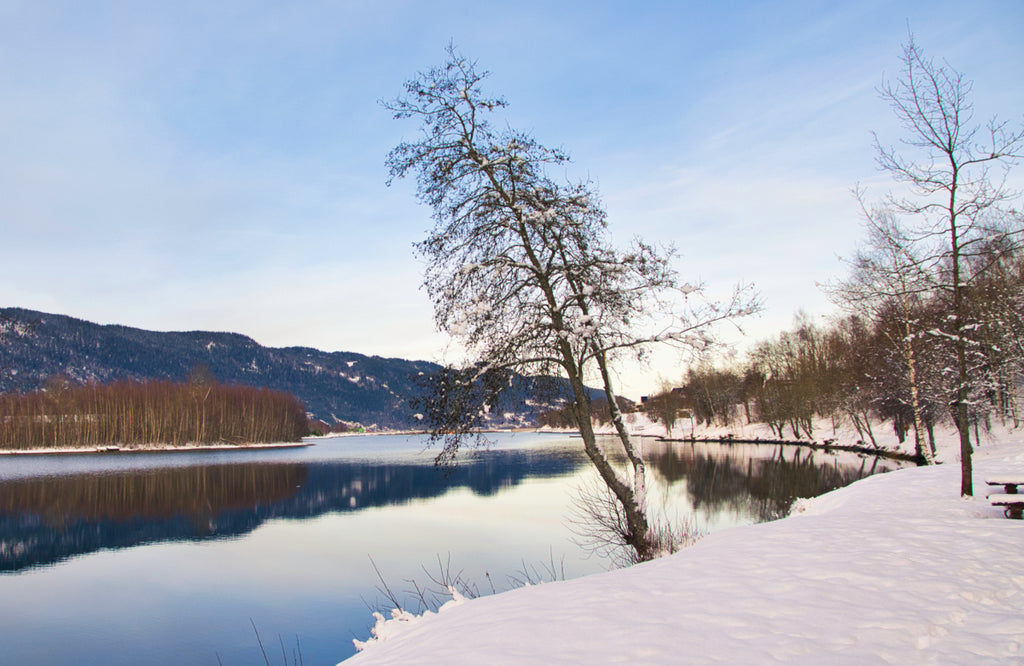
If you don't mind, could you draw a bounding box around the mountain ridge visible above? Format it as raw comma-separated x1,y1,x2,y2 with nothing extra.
0,307,568,428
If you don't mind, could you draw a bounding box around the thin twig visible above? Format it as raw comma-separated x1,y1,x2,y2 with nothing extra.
368,555,403,611
250,618,271,666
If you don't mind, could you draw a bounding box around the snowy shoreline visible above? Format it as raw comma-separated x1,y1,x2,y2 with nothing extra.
658,434,924,462
344,428,1024,664
0,441,313,456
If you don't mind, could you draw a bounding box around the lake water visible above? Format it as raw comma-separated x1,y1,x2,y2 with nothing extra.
0,432,905,665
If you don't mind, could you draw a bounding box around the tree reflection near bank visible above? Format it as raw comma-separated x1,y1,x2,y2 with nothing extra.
643,440,902,524
568,439,905,564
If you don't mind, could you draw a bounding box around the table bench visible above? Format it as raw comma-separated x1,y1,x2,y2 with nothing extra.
986,477,1024,519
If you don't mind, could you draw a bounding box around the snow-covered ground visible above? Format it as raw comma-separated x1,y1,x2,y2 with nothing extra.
344,425,1024,664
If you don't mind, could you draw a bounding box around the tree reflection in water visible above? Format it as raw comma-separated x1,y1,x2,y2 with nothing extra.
567,438,904,564
0,440,904,573
0,464,309,523
0,448,584,573
643,440,900,524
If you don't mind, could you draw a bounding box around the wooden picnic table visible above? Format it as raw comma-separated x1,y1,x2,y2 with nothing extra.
986,477,1024,519
985,477,1024,494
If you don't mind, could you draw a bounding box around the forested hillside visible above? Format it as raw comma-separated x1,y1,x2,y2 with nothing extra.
0,308,569,428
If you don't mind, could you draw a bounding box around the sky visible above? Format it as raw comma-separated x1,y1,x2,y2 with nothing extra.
2,1,1022,399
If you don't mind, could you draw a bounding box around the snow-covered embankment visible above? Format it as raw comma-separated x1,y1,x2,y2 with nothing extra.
344,434,1024,664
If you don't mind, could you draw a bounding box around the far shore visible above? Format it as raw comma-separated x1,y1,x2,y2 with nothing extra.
0,428,558,456
0,441,314,456
306,427,547,440
0,421,928,459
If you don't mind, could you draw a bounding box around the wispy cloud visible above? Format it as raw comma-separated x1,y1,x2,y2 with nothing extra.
1,0,1021,396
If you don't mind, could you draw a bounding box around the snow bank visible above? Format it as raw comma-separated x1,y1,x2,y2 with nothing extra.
344,434,1024,664
352,588,469,653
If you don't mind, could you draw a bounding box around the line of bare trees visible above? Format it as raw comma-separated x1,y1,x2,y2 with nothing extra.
645,246,1023,459
544,232,1022,459
0,376,308,450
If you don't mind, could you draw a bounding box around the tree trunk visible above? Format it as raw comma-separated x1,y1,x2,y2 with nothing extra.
594,349,649,538
949,169,974,496
566,365,652,560
903,317,930,463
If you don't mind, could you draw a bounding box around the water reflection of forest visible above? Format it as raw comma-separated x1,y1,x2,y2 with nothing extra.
0,443,903,573
0,464,309,523
0,449,583,572
643,441,903,522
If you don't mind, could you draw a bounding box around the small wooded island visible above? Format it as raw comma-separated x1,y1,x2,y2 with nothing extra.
0,377,308,451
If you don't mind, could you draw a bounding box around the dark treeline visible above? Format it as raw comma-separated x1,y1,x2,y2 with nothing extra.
0,376,308,449
640,242,1024,461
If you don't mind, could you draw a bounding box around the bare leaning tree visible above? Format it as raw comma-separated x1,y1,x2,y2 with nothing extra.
385,45,756,562
864,38,1023,495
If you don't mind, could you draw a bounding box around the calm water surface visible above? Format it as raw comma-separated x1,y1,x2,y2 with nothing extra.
0,432,905,665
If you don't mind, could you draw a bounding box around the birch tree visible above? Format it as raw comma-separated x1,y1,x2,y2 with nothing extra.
868,37,1023,495
827,204,935,462
386,46,756,561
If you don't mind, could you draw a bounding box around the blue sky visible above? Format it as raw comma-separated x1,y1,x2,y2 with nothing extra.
2,1,1022,398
